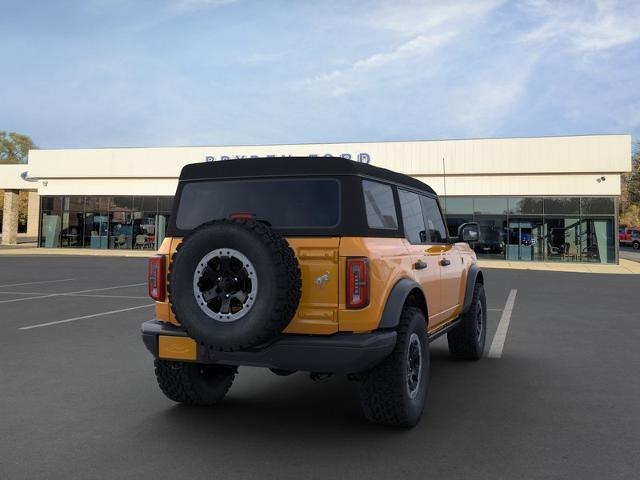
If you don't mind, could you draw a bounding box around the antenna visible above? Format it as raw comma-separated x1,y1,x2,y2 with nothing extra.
442,157,448,211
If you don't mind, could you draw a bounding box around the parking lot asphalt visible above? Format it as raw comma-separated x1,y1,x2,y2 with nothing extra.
1,255,639,480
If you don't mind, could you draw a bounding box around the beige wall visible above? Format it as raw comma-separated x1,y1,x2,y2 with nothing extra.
2,134,632,197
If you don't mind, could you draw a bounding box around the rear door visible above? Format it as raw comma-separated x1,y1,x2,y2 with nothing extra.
420,196,463,325
397,189,443,326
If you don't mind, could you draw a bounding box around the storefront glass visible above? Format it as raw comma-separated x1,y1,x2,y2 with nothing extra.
443,196,616,263
39,196,173,250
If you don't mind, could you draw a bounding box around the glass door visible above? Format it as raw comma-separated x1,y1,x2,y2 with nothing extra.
507,218,544,261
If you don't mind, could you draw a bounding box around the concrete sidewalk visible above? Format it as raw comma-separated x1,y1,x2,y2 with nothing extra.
0,246,154,257
478,258,640,274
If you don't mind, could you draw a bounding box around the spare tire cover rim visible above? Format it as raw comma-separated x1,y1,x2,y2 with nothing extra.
192,248,258,323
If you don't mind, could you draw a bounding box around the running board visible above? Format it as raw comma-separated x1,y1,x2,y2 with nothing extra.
428,317,461,342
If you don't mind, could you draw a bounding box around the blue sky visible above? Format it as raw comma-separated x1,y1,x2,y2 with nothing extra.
1,0,639,148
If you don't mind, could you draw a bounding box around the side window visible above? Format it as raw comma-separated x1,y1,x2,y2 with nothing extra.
398,189,427,244
362,180,398,229
421,196,448,243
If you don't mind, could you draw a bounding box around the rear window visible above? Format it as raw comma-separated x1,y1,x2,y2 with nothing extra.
175,178,340,230
362,180,398,230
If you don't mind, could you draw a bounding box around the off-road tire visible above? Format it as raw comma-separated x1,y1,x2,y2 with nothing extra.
168,219,301,351
154,359,236,405
447,283,486,360
358,307,429,427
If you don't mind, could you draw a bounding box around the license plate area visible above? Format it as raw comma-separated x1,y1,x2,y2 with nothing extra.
158,335,197,361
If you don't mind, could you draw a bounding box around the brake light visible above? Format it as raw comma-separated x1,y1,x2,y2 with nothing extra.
346,257,369,309
148,255,166,301
229,212,255,220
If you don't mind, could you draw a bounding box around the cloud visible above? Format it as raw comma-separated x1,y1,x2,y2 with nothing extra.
303,31,456,96
520,0,640,51
365,0,505,35
300,0,505,97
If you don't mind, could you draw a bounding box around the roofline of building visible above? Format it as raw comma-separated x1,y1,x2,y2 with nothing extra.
26,133,632,153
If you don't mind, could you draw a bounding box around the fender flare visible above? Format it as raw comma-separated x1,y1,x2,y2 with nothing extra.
461,264,484,314
378,278,427,330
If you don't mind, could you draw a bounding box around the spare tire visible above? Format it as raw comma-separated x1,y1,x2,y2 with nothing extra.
168,219,301,351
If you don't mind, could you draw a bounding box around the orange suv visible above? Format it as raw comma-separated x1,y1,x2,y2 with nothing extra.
142,157,486,427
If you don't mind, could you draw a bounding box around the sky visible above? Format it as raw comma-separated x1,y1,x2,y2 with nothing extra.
1,0,639,149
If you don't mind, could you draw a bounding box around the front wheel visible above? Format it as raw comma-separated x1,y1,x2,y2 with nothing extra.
633,241,640,250
358,307,429,427
154,359,236,405
447,283,487,360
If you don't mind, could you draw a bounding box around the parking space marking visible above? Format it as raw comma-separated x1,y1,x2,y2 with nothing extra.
0,278,76,288
0,283,146,304
18,304,154,330
0,291,148,299
487,289,518,359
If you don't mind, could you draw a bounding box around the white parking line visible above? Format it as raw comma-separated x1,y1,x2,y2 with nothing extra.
19,304,154,330
487,289,518,359
0,283,146,304
0,291,148,299
0,278,76,288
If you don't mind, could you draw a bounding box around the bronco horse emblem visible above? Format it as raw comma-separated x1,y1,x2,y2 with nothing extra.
315,272,330,287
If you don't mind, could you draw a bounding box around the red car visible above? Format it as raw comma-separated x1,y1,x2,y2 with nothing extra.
619,227,640,250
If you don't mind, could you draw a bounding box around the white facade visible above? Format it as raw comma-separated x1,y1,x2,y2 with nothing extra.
17,134,631,197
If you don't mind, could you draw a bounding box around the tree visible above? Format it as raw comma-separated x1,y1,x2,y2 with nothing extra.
0,131,36,164
620,143,640,227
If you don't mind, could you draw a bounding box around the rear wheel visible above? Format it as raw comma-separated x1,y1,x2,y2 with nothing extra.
154,359,236,405
358,307,429,427
447,283,486,360
633,240,640,250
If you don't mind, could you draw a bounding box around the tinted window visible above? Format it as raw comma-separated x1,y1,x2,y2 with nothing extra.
508,197,543,215
544,197,580,215
474,197,508,215
580,197,615,215
443,197,473,215
398,190,426,244
421,196,448,243
175,179,340,230
362,180,398,230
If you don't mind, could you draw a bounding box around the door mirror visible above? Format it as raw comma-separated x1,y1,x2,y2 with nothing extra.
457,222,480,243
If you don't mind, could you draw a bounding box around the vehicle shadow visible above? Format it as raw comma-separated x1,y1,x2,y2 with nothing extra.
136,346,497,443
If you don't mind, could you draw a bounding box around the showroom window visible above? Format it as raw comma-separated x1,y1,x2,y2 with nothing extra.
441,196,616,263
40,195,173,250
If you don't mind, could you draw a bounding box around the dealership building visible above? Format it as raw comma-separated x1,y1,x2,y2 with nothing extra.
0,134,632,263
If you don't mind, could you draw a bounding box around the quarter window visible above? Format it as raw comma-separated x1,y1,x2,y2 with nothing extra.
398,189,427,244
421,196,448,243
362,180,398,230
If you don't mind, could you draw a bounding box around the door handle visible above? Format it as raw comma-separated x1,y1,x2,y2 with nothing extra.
440,258,451,266
414,260,428,270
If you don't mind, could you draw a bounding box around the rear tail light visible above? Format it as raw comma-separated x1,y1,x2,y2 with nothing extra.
346,257,369,309
148,255,166,301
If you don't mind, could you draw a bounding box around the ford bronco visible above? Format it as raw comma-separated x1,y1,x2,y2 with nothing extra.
142,157,486,427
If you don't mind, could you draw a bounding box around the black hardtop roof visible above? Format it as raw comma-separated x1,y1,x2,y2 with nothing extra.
179,156,436,195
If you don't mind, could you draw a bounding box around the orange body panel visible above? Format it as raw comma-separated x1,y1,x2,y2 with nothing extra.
153,236,476,335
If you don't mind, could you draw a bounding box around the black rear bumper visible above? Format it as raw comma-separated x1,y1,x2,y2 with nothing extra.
141,320,397,374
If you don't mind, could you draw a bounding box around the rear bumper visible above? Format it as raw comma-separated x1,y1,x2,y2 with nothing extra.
141,320,396,374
